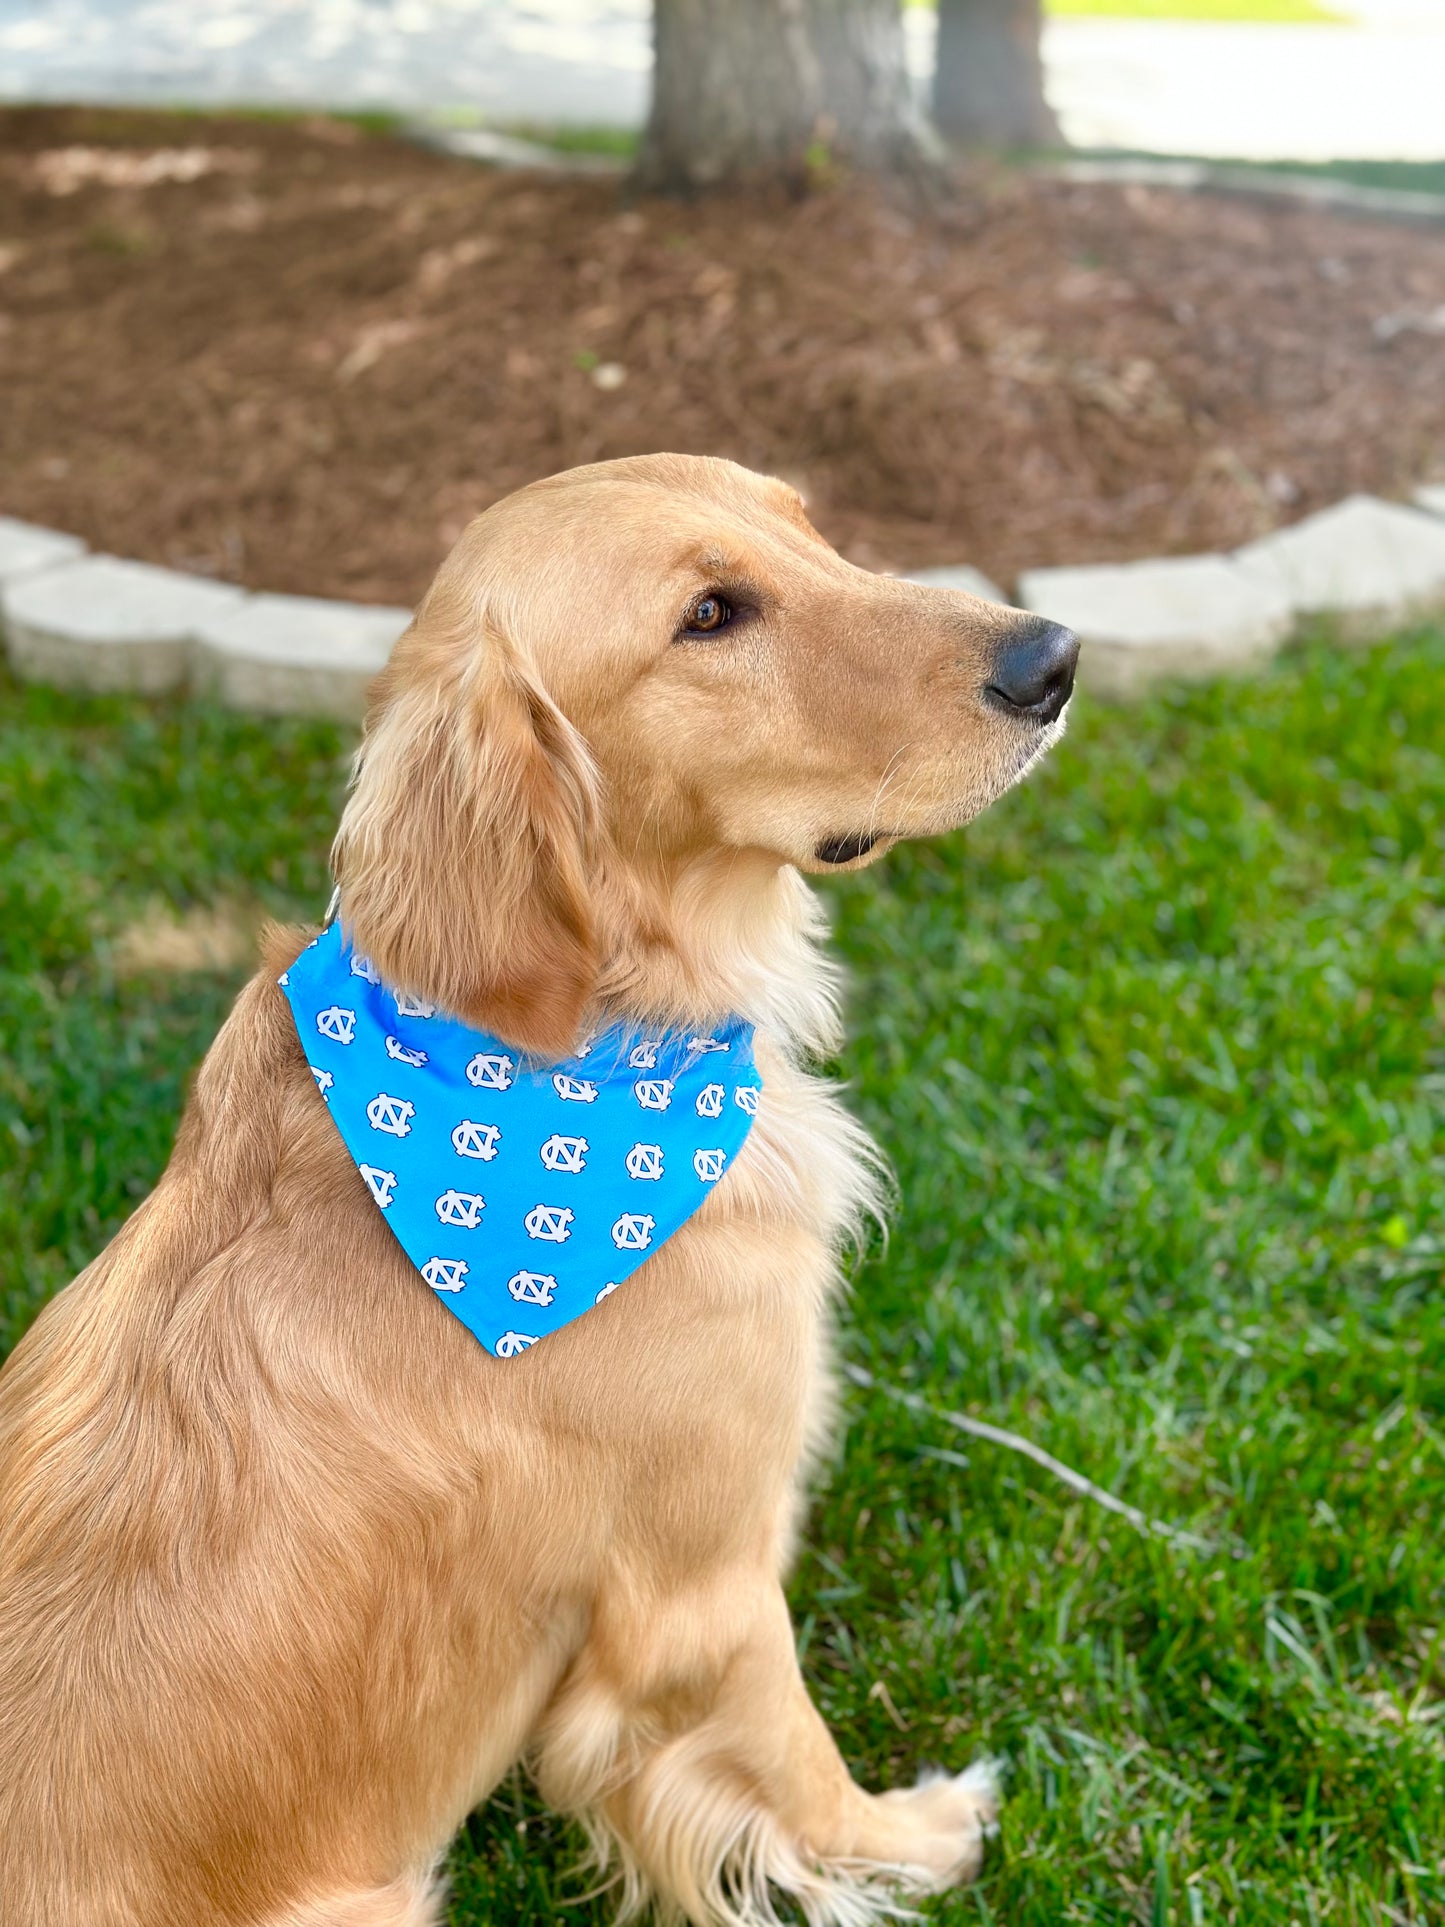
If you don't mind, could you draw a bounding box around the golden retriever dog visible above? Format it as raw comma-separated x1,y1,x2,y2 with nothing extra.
0,455,1077,1927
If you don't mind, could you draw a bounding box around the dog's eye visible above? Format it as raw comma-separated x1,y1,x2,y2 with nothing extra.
683,594,732,636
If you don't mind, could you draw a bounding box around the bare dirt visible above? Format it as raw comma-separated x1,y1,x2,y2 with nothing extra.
2,106,1443,604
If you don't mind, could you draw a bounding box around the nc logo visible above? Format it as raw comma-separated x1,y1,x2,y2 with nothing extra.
394,992,435,1019
367,1092,414,1137
689,1036,729,1055
693,1148,726,1183
435,1189,486,1229
735,1086,760,1116
695,1082,724,1119
495,1331,538,1358
278,969,289,987
316,1005,355,1045
525,1204,574,1244
350,954,381,983
540,1133,588,1174
573,1033,597,1058
507,1270,557,1306
634,1079,673,1112
359,1164,396,1208
452,1119,501,1161
553,1074,598,1104
385,1035,428,1068
467,1052,515,1091
625,1143,664,1181
628,1041,661,1070
611,1213,655,1251
311,1066,333,1098
595,1279,620,1303
421,1255,468,1293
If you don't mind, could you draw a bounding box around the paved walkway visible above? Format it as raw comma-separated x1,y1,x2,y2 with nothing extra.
1,0,1441,162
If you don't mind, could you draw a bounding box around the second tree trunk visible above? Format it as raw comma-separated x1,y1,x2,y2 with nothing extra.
933,0,1059,148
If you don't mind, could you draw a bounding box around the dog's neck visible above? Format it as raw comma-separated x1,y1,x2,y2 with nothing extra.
594,847,843,1064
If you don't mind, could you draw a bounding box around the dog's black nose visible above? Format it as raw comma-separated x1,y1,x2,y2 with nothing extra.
985,619,1080,723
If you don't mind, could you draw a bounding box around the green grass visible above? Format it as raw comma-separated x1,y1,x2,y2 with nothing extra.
2,630,1443,1922
493,121,640,159
1043,0,1346,22
1060,151,1445,198
4,100,408,139
905,0,1348,18
0,677,349,1340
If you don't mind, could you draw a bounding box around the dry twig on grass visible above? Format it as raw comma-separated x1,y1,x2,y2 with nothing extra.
844,1361,1221,1555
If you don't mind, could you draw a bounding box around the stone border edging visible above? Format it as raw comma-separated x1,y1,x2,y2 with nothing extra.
912,493,1445,702
1035,158,1445,230
3,489,1445,719
403,117,626,177
0,518,410,722
399,125,1445,229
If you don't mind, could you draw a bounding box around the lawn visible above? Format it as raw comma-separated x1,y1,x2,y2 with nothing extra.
1043,0,1345,22
907,0,1347,19
1,630,1442,1923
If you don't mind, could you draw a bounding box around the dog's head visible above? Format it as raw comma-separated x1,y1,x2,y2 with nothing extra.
333,455,1076,1052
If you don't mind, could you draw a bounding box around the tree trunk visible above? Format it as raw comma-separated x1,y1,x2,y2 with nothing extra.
636,0,938,193
933,0,1059,148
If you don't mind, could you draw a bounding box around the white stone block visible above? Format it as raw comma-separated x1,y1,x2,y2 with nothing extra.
0,516,86,586
194,594,412,720
2,555,244,694
903,564,1010,606
1015,553,1293,702
1234,494,1445,638
1413,484,1445,522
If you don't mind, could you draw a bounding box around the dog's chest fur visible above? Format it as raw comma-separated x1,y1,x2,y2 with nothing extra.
580,1041,878,1549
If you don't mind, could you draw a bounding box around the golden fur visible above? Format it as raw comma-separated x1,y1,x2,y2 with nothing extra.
0,456,1072,1927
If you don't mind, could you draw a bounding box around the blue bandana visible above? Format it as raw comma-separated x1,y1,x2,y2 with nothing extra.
280,923,761,1357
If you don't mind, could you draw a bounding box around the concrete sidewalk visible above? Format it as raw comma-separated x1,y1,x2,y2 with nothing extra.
1043,12,1445,162
0,0,1441,162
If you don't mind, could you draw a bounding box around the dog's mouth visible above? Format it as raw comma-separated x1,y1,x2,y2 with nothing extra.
814,832,884,866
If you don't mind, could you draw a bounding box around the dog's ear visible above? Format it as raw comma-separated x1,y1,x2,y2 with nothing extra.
331,584,601,1058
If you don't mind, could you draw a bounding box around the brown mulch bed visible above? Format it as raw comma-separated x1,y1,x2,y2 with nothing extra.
2,105,1444,604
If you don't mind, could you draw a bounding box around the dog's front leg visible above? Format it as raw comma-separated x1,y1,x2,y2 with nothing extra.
535,1578,995,1926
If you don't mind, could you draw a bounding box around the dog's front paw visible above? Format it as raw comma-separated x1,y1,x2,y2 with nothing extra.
873,1759,1000,1890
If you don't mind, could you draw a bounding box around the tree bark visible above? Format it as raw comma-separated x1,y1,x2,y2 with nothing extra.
932,0,1060,148
636,0,939,193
